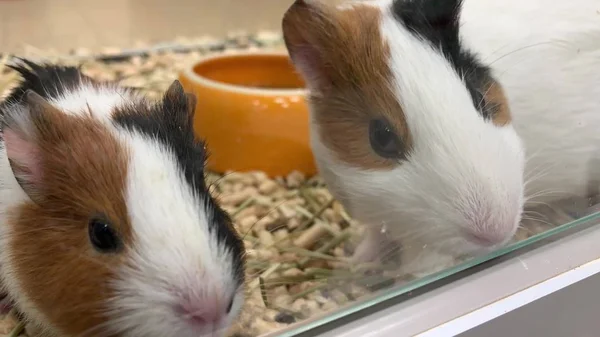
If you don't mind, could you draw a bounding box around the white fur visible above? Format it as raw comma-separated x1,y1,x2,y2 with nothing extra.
0,82,241,337
337,0,378,10
309,0,600,275
460,0,600,200
50,84,133,120
109,129,242,337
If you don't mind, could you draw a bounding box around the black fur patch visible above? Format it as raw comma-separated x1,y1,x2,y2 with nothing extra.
112,93,246,287
391,0,499,119
2,58,89,105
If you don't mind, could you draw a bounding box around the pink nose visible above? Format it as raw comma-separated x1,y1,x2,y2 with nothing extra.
464,229,507,246
175,301,220,326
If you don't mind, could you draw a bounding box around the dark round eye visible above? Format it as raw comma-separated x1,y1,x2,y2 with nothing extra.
226,298,234,313
369,119,403,158
88,218,121,253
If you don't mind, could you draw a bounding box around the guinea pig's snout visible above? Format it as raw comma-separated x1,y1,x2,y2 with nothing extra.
173,293,232,329
462,215,518,248
463,229,508,247
458,190,522,249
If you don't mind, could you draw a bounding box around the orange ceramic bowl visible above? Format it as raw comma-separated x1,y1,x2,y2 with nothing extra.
179,51,317,177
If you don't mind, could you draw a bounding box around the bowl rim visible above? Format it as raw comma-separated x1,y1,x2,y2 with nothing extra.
181,50,308,97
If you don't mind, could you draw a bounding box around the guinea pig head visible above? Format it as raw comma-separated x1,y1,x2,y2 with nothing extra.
0,82,245,337
283,0,525,258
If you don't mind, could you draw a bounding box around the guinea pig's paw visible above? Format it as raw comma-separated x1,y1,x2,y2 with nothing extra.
350,226,393,264
351,239,381,264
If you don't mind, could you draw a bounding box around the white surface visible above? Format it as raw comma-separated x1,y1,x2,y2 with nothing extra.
459,266,600,337
417,257,600,337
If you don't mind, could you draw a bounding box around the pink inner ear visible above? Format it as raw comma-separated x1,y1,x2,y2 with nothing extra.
2,129,42,184
290,45,329,90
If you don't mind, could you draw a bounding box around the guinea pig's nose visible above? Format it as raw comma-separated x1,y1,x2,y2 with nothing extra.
174,300,220,326
463,229,507,247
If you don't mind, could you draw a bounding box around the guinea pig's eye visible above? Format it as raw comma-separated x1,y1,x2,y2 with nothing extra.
88,218,121,253
369,119,403,158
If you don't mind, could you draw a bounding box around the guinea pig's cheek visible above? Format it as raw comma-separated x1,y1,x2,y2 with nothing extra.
500,126,525,161
341,166,407,218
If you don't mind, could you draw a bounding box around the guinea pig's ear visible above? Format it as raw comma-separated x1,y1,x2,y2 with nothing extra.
2,91,61,199
422,0,463,26
184,92,197,120
282,0,335,91
163,80,197,123
164,79,186,102
396,0,463,31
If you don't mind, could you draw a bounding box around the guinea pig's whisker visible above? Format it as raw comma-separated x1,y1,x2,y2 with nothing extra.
523,210,548,220
475,40,522,68
241,199,290,240
475,85,496,110
524,147,549,166
524,169,551,189
211,172,234,187
207,171,237,191
524,200,557,210
524,190,557,202
524,160,556,184
524,166,566,196
527,139,566,165
462,40,526,85
485,42,558,69
522,209,549,219
517,225,536,235
525,188,568,203
521,216,557,228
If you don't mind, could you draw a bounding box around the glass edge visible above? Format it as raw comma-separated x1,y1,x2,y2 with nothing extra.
276,211,600,337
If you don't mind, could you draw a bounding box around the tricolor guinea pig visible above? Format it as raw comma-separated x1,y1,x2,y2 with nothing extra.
283,0,600,273
0,59,245,337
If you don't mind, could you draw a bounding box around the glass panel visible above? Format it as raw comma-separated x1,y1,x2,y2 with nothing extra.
0,1,596,337
275,209,600,337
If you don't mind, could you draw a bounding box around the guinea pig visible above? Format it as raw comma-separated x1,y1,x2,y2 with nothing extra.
0,59,245,337
283,0,600,274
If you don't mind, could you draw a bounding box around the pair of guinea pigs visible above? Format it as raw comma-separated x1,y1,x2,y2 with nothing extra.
0,0,598,336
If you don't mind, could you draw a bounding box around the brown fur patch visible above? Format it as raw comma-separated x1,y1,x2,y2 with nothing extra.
485,80,511,126
7,106,131,336
283,1,412,170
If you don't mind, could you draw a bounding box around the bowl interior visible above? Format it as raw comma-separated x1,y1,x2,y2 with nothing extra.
192,53,306,90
